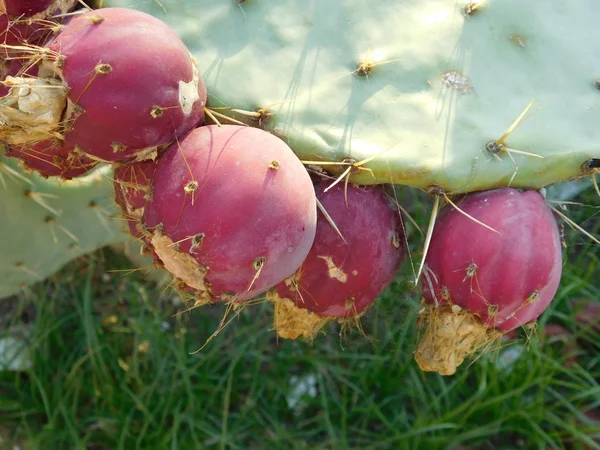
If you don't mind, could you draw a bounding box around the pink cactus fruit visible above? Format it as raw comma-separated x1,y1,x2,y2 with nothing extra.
1,50,36,97
270,180,406,341
1,53,20,97
142,125,317,305
0,7,207,163
113,159,157,240
4,139,97,179
1,48,88,181
0,0,77,47
414,187,563,376
1,53,99,179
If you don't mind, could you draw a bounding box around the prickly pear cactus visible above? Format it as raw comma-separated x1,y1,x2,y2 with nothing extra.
0,153,129,299
105,0,600,193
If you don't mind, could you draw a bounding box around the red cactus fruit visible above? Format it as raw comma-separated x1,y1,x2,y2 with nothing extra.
142,125,317,304
1,55,19,97
0,0,77,47
414,187,563,376
270,180,406,341
4,139,97,179
113,159,157,240
1,54,98,180
1,51,35,96
0,7,207,162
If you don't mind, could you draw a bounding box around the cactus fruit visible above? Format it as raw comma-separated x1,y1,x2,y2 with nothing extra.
4,140,98,179
0,0,77,46
271,181,406,341
414,188,563,376
0,153,131,299
0,54,27,97
0,7,207,163
113,159,157,239
141,125,318,304
102,0,600,193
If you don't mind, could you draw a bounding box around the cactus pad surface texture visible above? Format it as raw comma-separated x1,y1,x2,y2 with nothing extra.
107,0,600,193
0,155,129,299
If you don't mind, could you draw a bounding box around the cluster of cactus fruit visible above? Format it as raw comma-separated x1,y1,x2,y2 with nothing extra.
1,0,599,376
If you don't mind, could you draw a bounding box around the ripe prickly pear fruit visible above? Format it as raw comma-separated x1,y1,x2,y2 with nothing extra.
113,159,157,239
1,54,23,97
0,0,77,46
4,140,97,179
1,53,97,179
414,187,563,376
271,180,405,341
142,125,317,304
0,7,206,163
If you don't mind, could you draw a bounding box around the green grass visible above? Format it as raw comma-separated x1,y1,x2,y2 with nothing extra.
0,185,599,450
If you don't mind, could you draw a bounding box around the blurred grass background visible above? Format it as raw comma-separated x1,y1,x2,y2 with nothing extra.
0,183,598,450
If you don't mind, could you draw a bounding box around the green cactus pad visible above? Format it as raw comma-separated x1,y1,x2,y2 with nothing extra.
105,0,600,193
0,154,130,299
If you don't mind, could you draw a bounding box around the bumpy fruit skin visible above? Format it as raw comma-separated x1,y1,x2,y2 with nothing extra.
272,181,405,340
0,0,77,46
143,125,317,303
415,187,563,375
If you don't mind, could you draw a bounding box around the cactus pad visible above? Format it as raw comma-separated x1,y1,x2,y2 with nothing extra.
0,153,129,299
105,0,600,193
